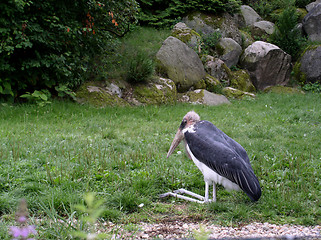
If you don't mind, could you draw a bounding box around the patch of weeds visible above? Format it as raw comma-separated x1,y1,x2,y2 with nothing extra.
193,224,211,240
302,82,321,93
201,31,222,55
125,50,154,84
20,89,52,106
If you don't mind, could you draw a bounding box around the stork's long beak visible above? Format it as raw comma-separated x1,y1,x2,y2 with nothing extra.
167,129,184,158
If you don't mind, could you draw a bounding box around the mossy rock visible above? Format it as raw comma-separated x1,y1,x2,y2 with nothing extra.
240,29,254,49
76,81,129,107
194,78,207,89
293,61,306,84
186,89,204,102
132,78,177,105
183,12,242,45
230,70,256,93
222,87,256,99
179,89,230,105
296,8,308,21
263,86,305,94
293,44,321,84
204,74,223,93
171,22,201,49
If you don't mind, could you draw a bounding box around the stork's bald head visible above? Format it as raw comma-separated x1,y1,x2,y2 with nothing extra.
167,111,200,158
179,111,200,130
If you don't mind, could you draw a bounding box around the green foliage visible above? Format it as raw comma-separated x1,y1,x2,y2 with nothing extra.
268,0,307,59
125,51,155,84
55,84,76,100
302,82,321,93
248,0,282,19
0,0,138,101
201,31,222,55
193,225,211,240
20,89,51,106
246,0,312,19
137,0,241,28
72,193,107,239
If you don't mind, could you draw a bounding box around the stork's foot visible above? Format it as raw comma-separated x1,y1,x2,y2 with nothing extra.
160,188,212,204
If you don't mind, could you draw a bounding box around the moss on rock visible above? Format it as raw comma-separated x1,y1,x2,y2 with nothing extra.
263,86,305,94
187,89,204,102
231,70,256,92
204,74,223,93
222,87,256,99
240,30,254,49
132,78,177,105
293,45,321,85
171,23,201,49
76,82,129,107
194,78,207,89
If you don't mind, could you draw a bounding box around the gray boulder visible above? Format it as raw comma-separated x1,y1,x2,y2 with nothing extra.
253,21,275,35
179,89,230,105
297,45,321,83
240,5,262,26
230,69,256,93
240,41,292,90
306,0,321,12
216,38,242,68
156,36,206,91
171,22,201,49
222,87,256,99
182,12,243,45
303,3,321,41
204,56,232,85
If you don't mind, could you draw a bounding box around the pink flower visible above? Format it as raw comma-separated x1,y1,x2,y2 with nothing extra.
10,225,37,238
18,216,27,223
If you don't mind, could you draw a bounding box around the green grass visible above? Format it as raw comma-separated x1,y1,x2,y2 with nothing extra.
1,93,321,238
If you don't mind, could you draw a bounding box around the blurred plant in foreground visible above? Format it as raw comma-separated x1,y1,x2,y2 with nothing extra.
72,192,107,240
9,199,37,240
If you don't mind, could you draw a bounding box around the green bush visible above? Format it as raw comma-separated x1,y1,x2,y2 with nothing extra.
137,0,241,28
0,0,138,101
202,31,222,55
302,82,321,93
268,0,307,60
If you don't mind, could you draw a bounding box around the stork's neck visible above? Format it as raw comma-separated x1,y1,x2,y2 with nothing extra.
182,124,196,134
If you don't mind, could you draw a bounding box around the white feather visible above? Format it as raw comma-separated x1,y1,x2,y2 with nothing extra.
185,144,241,192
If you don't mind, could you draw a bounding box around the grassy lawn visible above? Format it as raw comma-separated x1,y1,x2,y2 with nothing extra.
1,93,321,238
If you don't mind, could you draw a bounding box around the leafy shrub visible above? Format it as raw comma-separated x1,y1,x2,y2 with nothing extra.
302,82,321,93
20,89,52,106
202,31,222,55
137,0,241,28
125,51,154,84
268,0,307,60
0,0,138,101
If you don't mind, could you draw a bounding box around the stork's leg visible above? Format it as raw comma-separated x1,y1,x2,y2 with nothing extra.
204,182,209,203
159,191,204,203
212,183,216,202
173,188,204,200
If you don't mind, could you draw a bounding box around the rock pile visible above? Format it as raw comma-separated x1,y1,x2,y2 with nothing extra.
77,1,321,106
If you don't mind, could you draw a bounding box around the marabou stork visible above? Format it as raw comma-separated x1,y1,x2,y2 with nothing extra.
160,111,261,203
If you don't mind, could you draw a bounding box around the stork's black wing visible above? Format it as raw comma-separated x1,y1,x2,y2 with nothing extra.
185,121,261,201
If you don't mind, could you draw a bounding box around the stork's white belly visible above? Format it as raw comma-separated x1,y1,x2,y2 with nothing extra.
185,144,241,191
